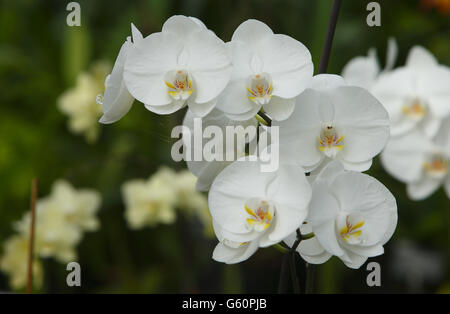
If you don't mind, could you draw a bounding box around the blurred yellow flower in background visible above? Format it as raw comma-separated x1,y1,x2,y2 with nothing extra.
0,235,43,291
174,169,213,237
15,198,82,263
47,180,101,232
57,62,111,143
122,168,178,229
0,180,101,290
122,167,213,236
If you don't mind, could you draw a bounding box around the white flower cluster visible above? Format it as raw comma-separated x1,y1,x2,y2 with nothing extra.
122,167,212,236
100,15,398,269
0,180,101,290
343,41,450,200
97,16,312,122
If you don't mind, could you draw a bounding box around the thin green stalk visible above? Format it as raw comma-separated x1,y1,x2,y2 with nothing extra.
305,263,316,294
26,178,38,294
255,111,272,126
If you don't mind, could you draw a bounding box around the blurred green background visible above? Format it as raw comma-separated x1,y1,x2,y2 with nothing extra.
0,0,449,293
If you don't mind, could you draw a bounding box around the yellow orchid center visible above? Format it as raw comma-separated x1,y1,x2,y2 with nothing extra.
318,125,344,158
244,198,275,232
424,153,448,179
337,213,365,245
246,73,273,105
402,97,427,121
165,70,193,101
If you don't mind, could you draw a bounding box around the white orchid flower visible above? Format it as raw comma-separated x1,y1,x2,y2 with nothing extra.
209,158,311,264
98,23,143,124
275,74,390,172
381,118,450,200
371,45,450,138
216,19,313,121
124,15,232,117
341,37,398,89
212,221,261,264
182,108,257,191
286,161,397,269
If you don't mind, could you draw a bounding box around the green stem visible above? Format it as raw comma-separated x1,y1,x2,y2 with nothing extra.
288,249,301,293
288,229,303,293
301,232,315,240
255,110,272,126
255,114,269,126
305,263,316,294
273,243,289,254
277,254,290,294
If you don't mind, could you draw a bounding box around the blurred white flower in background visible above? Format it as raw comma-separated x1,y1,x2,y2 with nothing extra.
371,46,450,138
58,62,111,143
15,197,82,263
47,180,102,232
122,166,212,236
0,235,43,291
122,168,177,228
343,42,450,201
341,37,397,89
0,180,101,290
173,169,213,236
381,117,450,200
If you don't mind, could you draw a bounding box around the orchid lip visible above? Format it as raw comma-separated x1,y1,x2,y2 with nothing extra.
246,73,273,106
402,97,427,121
424,153,448,179
318,125,344,158
244,198,275,232
336,212,365,245
164,69,194,101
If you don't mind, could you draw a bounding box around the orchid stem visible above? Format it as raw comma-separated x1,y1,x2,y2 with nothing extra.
26,178,38,294
288,248,301,293
255,114,269,126
273,243,289,254
305,262,316,294
318,0,342,74
301,232,315,240
256,111,272,126
277,254,290,293
288,229,303,293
